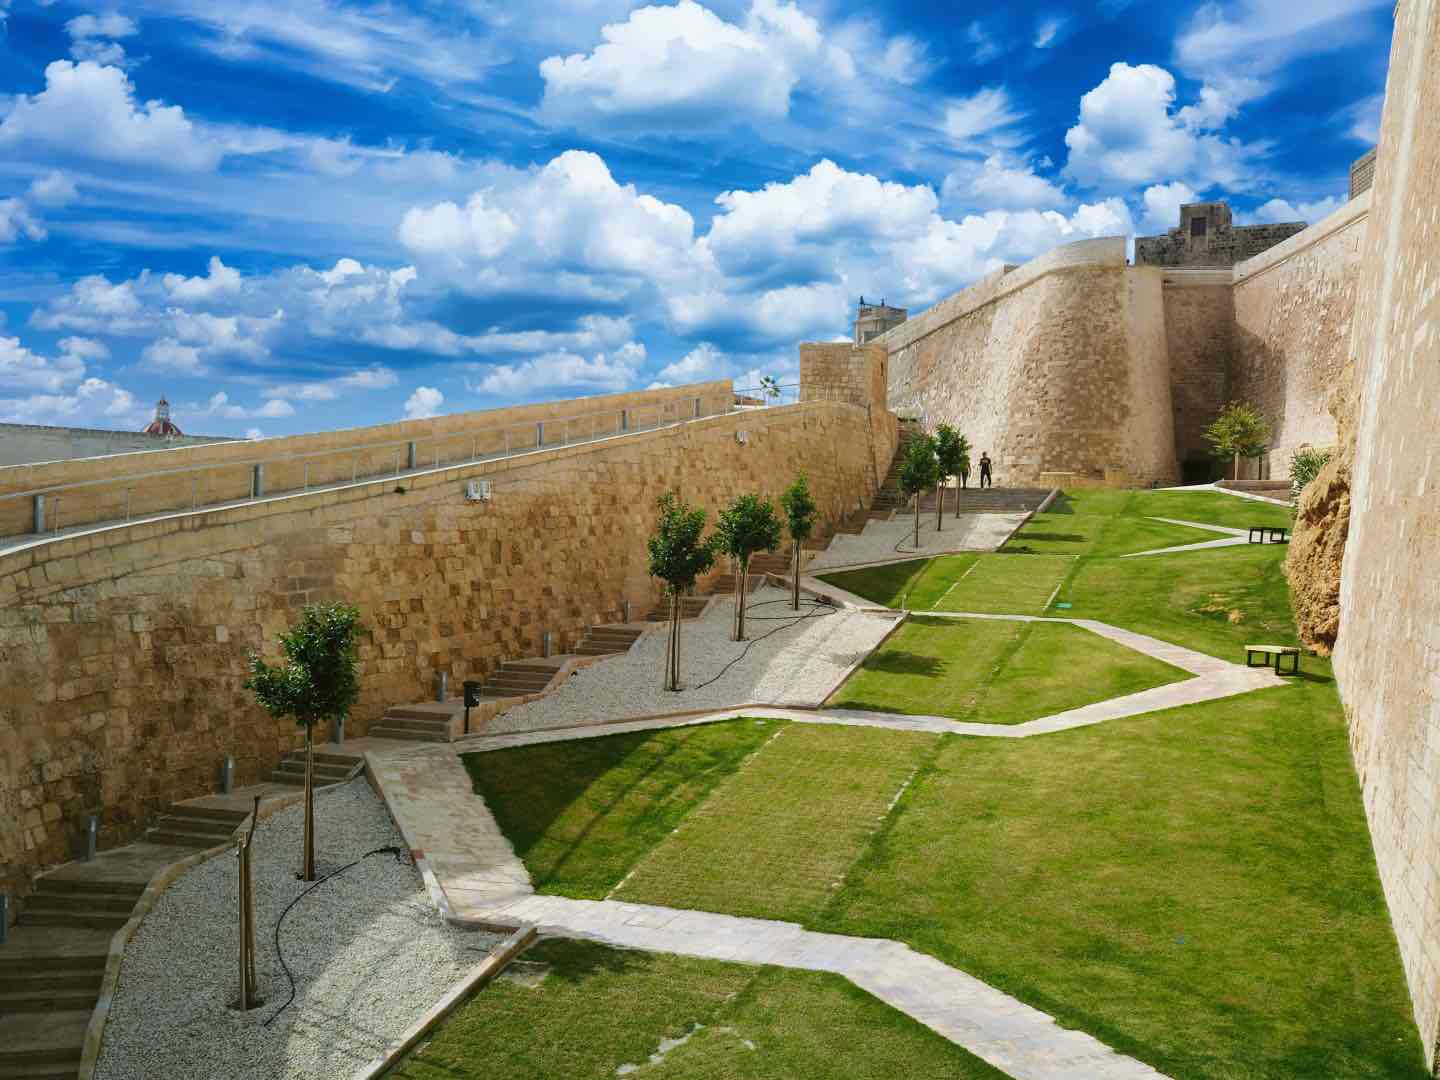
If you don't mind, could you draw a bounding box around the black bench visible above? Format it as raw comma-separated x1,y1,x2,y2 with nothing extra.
1248,525,1289,544
1246,644,1301,675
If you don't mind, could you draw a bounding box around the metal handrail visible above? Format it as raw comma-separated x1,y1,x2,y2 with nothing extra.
0,393,737,547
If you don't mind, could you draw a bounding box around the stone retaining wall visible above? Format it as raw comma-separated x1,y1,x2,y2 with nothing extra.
0,396,895,907
1331,0,1440,1068
879,238,1176,486
1230,195,1370,479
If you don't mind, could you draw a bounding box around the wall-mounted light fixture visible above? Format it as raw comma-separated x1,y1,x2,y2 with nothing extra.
736,430,750,445
465,479,493,502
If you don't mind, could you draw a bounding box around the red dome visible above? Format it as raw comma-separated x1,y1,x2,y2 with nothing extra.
142,397,183,437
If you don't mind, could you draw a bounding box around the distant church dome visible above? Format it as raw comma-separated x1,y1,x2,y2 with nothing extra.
142,397,184,437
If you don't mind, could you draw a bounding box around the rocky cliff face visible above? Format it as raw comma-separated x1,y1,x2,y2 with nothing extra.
1285,360,1358,654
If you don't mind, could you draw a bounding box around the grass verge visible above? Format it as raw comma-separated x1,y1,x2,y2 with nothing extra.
827,616,1188,724
462,718,779,897
391,938,1010,1079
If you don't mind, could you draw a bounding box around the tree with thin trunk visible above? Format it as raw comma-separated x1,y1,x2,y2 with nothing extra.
647,492,716,692
246,602,362,882
714,492,783,641
954,433,972,511
898,433,939,551
780,472,818,612
1203,400,1270,481
933,425,965,530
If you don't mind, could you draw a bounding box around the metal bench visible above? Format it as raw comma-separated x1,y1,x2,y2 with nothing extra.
1248,525,1289,544
1245,643,1301,675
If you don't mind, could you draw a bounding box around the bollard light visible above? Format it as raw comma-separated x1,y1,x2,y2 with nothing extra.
332,715,345,745
222,754,235,795
84,815,98,861
542,631,553,659
0,892,9,945
436,670,449,702
623,599,632,624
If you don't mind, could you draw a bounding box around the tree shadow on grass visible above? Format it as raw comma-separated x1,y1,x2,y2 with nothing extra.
862,650,944,677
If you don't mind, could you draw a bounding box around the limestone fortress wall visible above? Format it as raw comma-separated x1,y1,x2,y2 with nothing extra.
878,237,1177,487
1330,0,1440,1065
1230,193,1370,478
0,372,897,906
875,213,1369,487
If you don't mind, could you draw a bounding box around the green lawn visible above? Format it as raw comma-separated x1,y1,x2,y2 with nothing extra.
818,677,1426,1079
1058,544,1299,661
819,553,1072,614
827,616,1188,723
615,723,937,921
462,719,779,898
392,939,1010,1080
455,485,1428,1078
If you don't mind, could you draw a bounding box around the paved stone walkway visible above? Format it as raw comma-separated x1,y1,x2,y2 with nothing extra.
363,734,1171,1080
358,604,1284,1080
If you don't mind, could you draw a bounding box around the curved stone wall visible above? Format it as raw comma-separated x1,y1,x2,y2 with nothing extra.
1230,194,1370,478
880,237,1177,486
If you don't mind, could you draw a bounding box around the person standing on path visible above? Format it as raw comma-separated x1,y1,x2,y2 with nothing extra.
979,452,993,489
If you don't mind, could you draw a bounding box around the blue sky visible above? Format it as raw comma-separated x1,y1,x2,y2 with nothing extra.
0,0,1392,438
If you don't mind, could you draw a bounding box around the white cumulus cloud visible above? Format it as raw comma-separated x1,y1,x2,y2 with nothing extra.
404,385,445,419
0,60,219,171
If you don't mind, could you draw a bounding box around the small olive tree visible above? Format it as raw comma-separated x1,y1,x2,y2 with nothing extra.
647,493,716,691
780,472,818,612
246,602,362,882
1203,401,1271,481
933,425,965,529
954,432,972,504
714,492,783,641
898,433,939,550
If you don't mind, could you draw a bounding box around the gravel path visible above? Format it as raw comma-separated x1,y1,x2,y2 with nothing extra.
94,782,504,1080
488,586,901,733
806,512,1027,571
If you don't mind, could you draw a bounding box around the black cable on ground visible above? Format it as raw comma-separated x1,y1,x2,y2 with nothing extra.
688,595,838,691
263,827,410,1028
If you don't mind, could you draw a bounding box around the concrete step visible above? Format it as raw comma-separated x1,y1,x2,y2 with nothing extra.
27,878,146,899
0,1009,89,1074
23,889,136,915
164,804,249,824
0,969,102,994
0,987,99,1013
645,598,708,621
271,759,353,780
150,812,242,835
367,721,451,743
18,909,129,932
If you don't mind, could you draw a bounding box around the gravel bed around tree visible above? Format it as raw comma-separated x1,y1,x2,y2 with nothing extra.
488,586,902,734
805,512,1028,572
94,781,505,1080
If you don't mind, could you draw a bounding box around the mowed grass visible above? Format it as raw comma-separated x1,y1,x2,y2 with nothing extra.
1059,544,1298,661
818,554,973,609
462,719,779,897
818,677,1429,1079
929,553,1074,614
615,723,937,922
828,616,1188,724
392,938,1009,1080
1130,488,1293,530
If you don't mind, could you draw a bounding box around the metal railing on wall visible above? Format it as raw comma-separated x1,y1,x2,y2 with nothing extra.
0,382,868,554
1,394,727,552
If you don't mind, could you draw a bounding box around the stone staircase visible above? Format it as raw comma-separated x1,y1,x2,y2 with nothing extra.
645,595,709,621
575,624,645,657
868,419,925,517
915,487,1053,515
484,661,556,698
8,878,147,935
146,804,250,848
706,572,768,596
270,749,364,787
368,704,457,743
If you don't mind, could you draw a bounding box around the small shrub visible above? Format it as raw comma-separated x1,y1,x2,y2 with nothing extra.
1289,447,1332,501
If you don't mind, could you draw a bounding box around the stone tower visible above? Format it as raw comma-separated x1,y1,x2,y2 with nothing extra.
1135,201,1306,267
853,297,907,344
